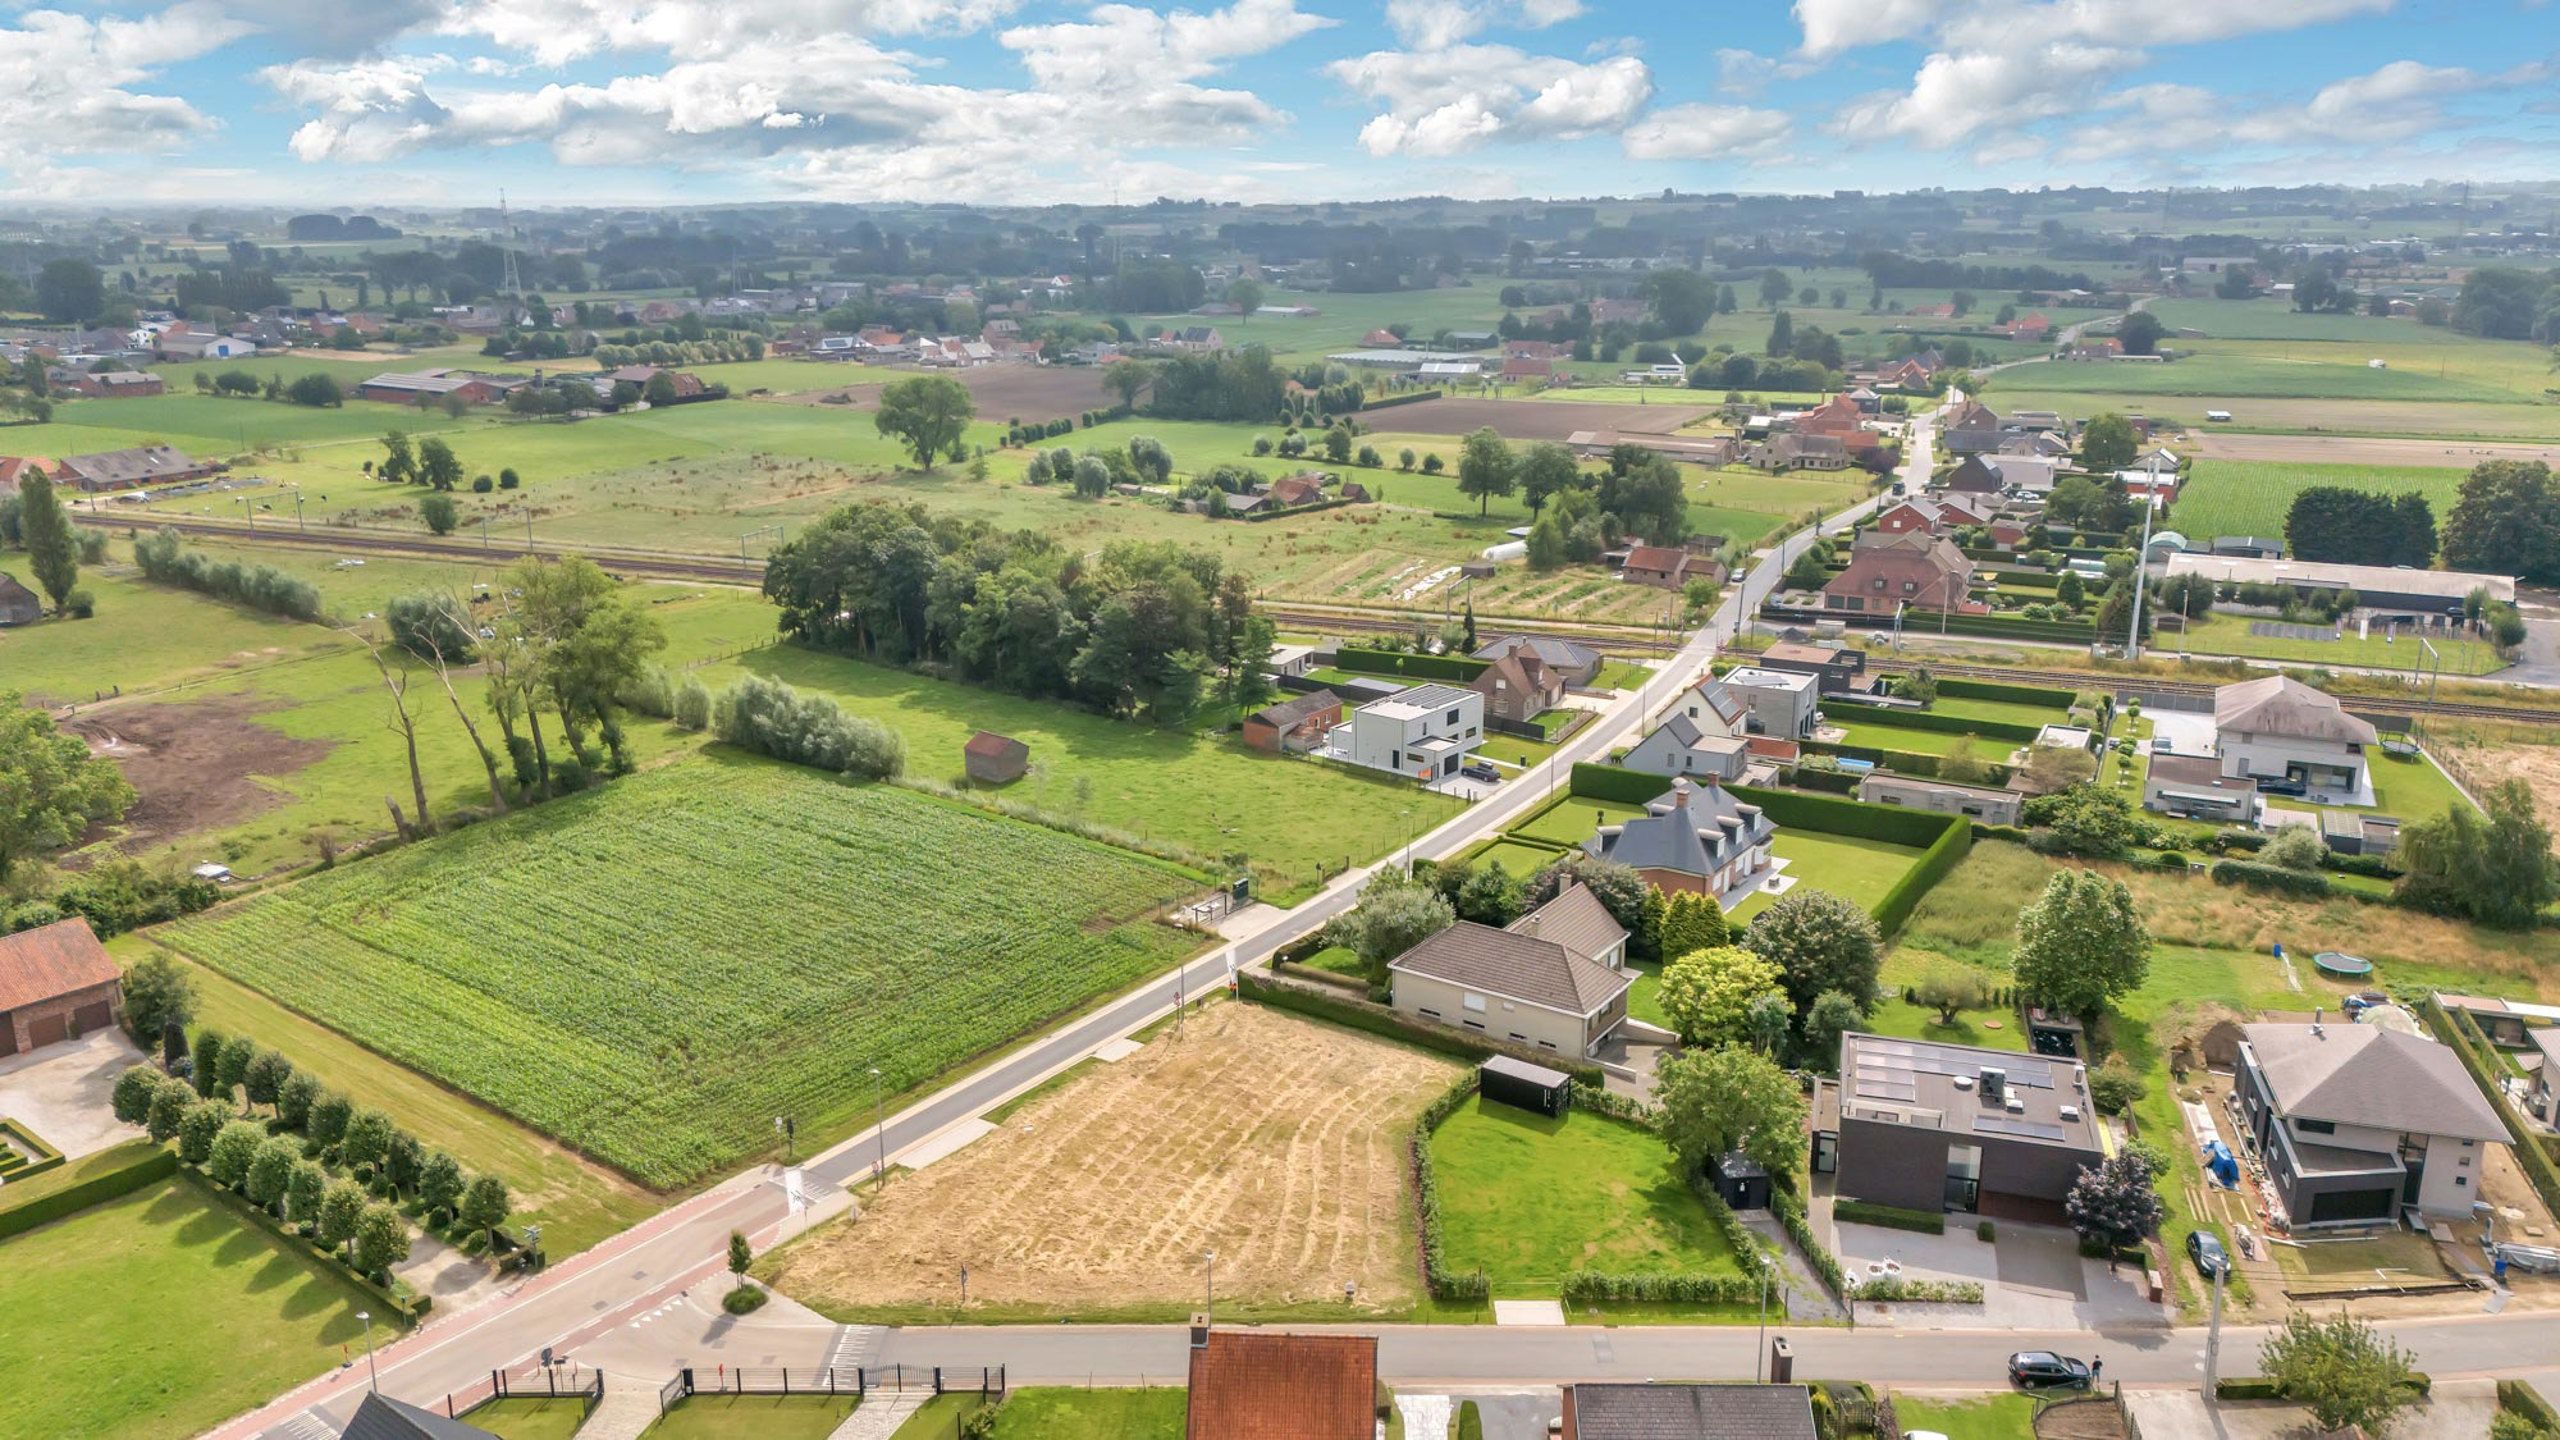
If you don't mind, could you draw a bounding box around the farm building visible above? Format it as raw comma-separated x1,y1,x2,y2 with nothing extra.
54,444,222,492
357,369,516,406
0,918,123,1058
0,571,42,625
1242,691,1342,753
962,731,1030,784
1564,429,1736,465
1185,1325,1378,1440
2159,552,2515,621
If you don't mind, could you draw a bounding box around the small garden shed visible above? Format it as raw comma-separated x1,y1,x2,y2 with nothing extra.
1478,1055,1572,1118
1708,1150,1771,1211
962,730,1029,785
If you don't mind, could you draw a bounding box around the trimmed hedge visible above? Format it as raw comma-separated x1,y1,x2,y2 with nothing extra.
1772,1182,1846,1301
2425,996,2560,1220
1360,387,1447,412
0,1118,66,1183
1237,972,1605,1085
1847,1275,1983,1304
1826,704,2046,744
0,1140,175,1240
2501,1379,2560,1430
1879,812,1973,939
1413,1075,1487,1301
2209,859,2332,898
2218,1376,2429,1403
1333,647,1490,681
1835,1199,1945,1234
1936,677,2078,708
1562,1269,1761,1305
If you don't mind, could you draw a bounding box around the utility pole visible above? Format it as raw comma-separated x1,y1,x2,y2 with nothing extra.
2202,1258,2226,1398
867,1067,886,1188
2126,455,2159,660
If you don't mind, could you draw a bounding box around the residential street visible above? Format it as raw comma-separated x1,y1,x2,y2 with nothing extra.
210,410,1916,1439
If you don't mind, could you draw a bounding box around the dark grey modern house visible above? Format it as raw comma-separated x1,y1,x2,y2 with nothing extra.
1814,1033,2110,1222
2234,1022,2508,1227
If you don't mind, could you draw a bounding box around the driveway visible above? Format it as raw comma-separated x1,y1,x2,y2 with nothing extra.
1437,1389,1564,1440
2124,1377,2497,1440
0,1027,148,1159
1836,1220,2163,1332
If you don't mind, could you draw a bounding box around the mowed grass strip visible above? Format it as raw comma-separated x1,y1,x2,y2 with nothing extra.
0,1176,373,1440
644,1394,861,1438
1427,1097,1748,1294
159,754,1205,1188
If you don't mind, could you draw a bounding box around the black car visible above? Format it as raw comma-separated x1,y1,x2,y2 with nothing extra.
1460,762,1500,783
2008,1352,2092,1390
2188,1229,2230,1279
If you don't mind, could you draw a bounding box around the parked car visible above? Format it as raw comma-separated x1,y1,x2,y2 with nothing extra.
2008,1352,2092,1390
2187,1229,2230,1279
1460,761,1500,783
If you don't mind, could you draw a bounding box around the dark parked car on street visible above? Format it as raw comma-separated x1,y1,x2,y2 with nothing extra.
2008,1352,2092,1390
2188,1229,2230,1279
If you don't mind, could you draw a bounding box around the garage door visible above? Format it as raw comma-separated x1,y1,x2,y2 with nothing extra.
0,1016,15,1058
73,1001,112,1033
25,1012,67,1050
2306,1186,2397,1225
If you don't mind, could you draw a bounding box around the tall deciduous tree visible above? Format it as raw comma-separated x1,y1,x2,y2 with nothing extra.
1742,889,1881,1014
1322,870,1455,984
120,953,194,1046
416,437,463,491
2063,1150,2165,1253
0,697,136,882
873,375,976,469
1224,277,1264,319
17,468,79,612
459,1173,513,1239
2260,1311,2419,1435
2012,869,2150,1019
1656,1044,1806,1180
379,431,417,484
2076,413,2138,473
356,1202,411,1276
2394,779,2559,929
1657,946,1785,1047
2441,460,2560,585
1456,427,1516,516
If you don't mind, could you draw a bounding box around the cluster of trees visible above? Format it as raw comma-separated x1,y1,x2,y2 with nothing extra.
0,698,136,888
589,335,765,368
1690,349,1840,394
2394,779,2559,929
712,674,905,780
134,529,325,620
112,1025,517,1281
1456,435,1689,563
2282,487,2436,568
373,431,468,491
1142,347,1290,422
874,375,978,468
187,368,345,408
763,501,1275,724
2442,460,2560,585
2450,265,2560,343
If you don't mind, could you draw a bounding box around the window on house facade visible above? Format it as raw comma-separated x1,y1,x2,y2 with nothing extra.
2295,1119,2336,1135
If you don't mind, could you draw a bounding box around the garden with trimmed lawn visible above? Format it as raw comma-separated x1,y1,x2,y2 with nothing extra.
1886,1393,2040,1440
0,1175,376,1440
462,1397,594,1440
641,1394,860,1438
1427,1096,1753,1315
893,1387,1187,1439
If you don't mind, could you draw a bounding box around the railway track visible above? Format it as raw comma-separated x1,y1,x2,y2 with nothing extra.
77,512,768,586
1259,604,1674,652
1860,655,2560,726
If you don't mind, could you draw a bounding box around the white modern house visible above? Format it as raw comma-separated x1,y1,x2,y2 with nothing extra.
2212,675,2376,805
1327,683,1484,782
1720,666,1820,739
2235,1021,2509,1226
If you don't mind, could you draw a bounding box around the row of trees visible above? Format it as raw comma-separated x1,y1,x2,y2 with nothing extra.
2282,487,2437,569
188,369,344,408
764,502,1274,724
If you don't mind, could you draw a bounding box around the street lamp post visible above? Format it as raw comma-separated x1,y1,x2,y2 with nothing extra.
1754,1271,1770,1381
1203,1249,1217,1321
356,1309,379,1391
867,1067,885,1188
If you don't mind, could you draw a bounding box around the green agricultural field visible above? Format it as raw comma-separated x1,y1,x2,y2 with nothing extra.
156,756,1207,1188
1131,286,1512,366
1980,389,2560,441
703,643,1459,903
1428,1098,1751,1306
0,1176,373,1440
2146,298,2467,344
2167,458,2462,541
1985,350,2522,404
122,936,660,1256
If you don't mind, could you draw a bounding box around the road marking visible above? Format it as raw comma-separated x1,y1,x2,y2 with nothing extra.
268,1409,341,1440
827,1324,884,1373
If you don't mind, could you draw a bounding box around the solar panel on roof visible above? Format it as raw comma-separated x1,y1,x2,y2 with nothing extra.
1973,1114,2068,1142
1853,1079,1917,1102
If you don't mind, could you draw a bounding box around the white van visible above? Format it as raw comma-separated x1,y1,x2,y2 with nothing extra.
2205,409,2232,422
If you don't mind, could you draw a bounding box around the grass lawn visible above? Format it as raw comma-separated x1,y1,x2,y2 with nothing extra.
0,567,355,704
889,1394,984,1439
158,754,1205,1189
2361,746,2474,820
1468,839,1573,877
1427,1096,1749,1298
707,643,1459,903
1510,794,1646,845
114,935,660,1257
2271,1230,2450,1284
1827,722,1992,758
0,1176,374,1440
642,1394,860,1438
1860,993,2030,1054
2165,611,2506,678
1922,695,2071,729
1302,944,1368,978
1752,830,1931,923
968,1388,1188,1439
1623,961,1669,1029
463,1397,595,1440
1889,1393,2040,1440
1591,660,1657,691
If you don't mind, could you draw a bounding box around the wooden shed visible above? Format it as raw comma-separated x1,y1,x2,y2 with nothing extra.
962,731,1029,785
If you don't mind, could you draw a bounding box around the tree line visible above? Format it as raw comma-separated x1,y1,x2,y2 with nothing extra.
762,501,1275,724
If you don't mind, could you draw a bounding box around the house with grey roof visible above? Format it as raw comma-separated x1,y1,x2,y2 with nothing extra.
1581,777,1777,906
2211,675,2377,805
1560,1382,1817,1440
2236,1022,2508,1226
1813,1031,2109,1223
1621,713,1748,783
1474,633,1603,688
1387,883,1632,1058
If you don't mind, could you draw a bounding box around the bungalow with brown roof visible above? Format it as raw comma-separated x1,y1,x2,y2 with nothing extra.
1822,532,1984,616
0,918,123,1057
1622,544,1705,590
1185,1325,1378,1440
1242,691,1342,753
1388,884,1633,1057
1360,328,1401,347
1267,473,1327,508
962,731,1029,785
1937,453,2003,495
0,571,42,625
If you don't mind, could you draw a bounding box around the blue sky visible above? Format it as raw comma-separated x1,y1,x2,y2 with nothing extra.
5,0,2554,207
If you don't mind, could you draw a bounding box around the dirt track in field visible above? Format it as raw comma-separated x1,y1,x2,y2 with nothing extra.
63,694,334,860
766,1001,1460,1316
2188,432,2560,467
1377,396,1710,440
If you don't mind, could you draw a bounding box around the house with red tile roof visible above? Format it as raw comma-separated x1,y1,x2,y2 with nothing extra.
0,918,122,1057
1822,532,1985,616
1185,1326,1377,1440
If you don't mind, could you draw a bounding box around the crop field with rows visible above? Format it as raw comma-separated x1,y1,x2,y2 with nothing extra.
159,756,1205,1188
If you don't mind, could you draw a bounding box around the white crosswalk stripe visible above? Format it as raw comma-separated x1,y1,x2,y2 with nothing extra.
826,1324,885,1374
266,1407,341,1440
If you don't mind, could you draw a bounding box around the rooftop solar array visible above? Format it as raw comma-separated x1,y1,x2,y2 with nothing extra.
1973,1114,2069,1142
1852,1038,2059,1090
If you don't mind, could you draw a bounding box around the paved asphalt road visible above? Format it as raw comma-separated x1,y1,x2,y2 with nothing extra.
216,408,1915,1438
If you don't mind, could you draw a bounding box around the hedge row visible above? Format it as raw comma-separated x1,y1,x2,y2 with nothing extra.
1360,388,1447,411
2425,996,2560,1220
1835,1199,1945,1234
1772,1182,1847,1301
1562,1269,1762,1305
1848,1275,1984,1304
1734,782,1968,850
1412,1075,1487,1302
2500,1379,2560,1430
0,1141,175,1241
1333,647,1491,681
1799,738,2018,786
0,1118,66,1183
2209,859,2333,898
190,1164,432,1322
1233,495,1366,524
2217,1376,2430,1403
1934,677,2079,709
1826,703,2046,744
1876,806,1973,939
1237,972,1604,1086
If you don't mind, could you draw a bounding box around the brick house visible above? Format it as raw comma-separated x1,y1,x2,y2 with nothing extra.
962,731,1029,785
1185,1324,1377,1440
0,918,123,1058
1242,691,1342,753
1822,532,1984,616
1622,545,1706,590
1939,399,2004,454
53,368,165,398
1871,498,1952,537
1581,776,1777,902
1937,454,2003,495
1470,646,1565,723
